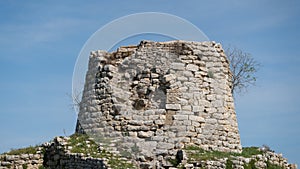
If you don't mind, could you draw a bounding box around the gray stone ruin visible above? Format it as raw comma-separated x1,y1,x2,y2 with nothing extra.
76,40,242,167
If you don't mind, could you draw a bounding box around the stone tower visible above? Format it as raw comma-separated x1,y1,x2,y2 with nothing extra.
76,40,241,167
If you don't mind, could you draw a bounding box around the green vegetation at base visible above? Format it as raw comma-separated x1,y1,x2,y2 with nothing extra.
266,161,284,169
22,164,28,169
68,133,99,156
38,166,47,169
168,158,180,167
185,146,263,161
68,133,136,169
243,159,257,169
184,146,284,169
226,159,233,169
241,147,263,158
4,146,39,155
0,136,286,169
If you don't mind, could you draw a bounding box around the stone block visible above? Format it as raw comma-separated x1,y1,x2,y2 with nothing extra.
212,113,224,120
157,142,174,150
151,73,159,78
186,64,199,71
182,71,194,77
154,119,165,125
155,149,168,155
178,110,194,115
164,74,176,82
170,62,185,70
191,121,201,127
173,115,188,120
192,106,204,112
183,120,192,125
132,115,145,120
144,109,155,115
159,115,166,120
166,104,181,110
151,136,165,141
176,131,188,137
148,115,160,120
138,141,157,153
212,100,223,108
128,120,143,126
178,98,188,105
182,105,192,111
155,109,166,115
199,100,211,107
127,125,140,131
206,94,216,101
206,118,218,124
172,120,184,125
189,115,205,122
177,76,188,82
103,64,117,72
138,131,154,138
187,125,195,131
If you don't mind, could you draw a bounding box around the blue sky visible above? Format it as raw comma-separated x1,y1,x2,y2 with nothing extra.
0,0,299,165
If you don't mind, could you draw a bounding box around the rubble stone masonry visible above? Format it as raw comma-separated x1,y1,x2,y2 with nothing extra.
76,40,242,166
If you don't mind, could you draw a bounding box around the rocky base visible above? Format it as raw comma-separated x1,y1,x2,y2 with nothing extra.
0,135,297,169
0,148,44,169
180,149,297,169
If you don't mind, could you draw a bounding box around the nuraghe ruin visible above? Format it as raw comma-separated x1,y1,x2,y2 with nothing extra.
76,40,242,167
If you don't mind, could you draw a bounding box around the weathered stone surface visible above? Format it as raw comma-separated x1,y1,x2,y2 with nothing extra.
170,62,185,70
166,104,181,110
186,64,199,71
138,131,154,138
164,74,176,82
0,136,297,169
74,40,246,168
3,40,293,169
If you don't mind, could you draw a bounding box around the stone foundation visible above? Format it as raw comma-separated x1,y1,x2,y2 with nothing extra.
0,149,43,169
0,136,297,169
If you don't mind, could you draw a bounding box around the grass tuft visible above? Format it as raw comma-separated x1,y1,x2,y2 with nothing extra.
5,146,38,155
241,147,263,158
68,133,136,169
185,146,264,162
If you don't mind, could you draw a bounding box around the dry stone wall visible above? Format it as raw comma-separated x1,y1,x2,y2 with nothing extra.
43,137,106,169
0,136,297,169
76,40,241,167
0,149,43,169
183,152,297,169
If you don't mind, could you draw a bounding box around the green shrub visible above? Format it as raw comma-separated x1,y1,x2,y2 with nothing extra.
243,159,257,169
241,147,263,158
226,159,233,169
168,158,180,167
68,133,99,157
185,146,265,164
266,161,284,169
185,146,237,161
38,166,47,169
22,164,28,169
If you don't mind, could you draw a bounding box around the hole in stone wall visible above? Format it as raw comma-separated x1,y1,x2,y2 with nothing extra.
133,99,146,110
